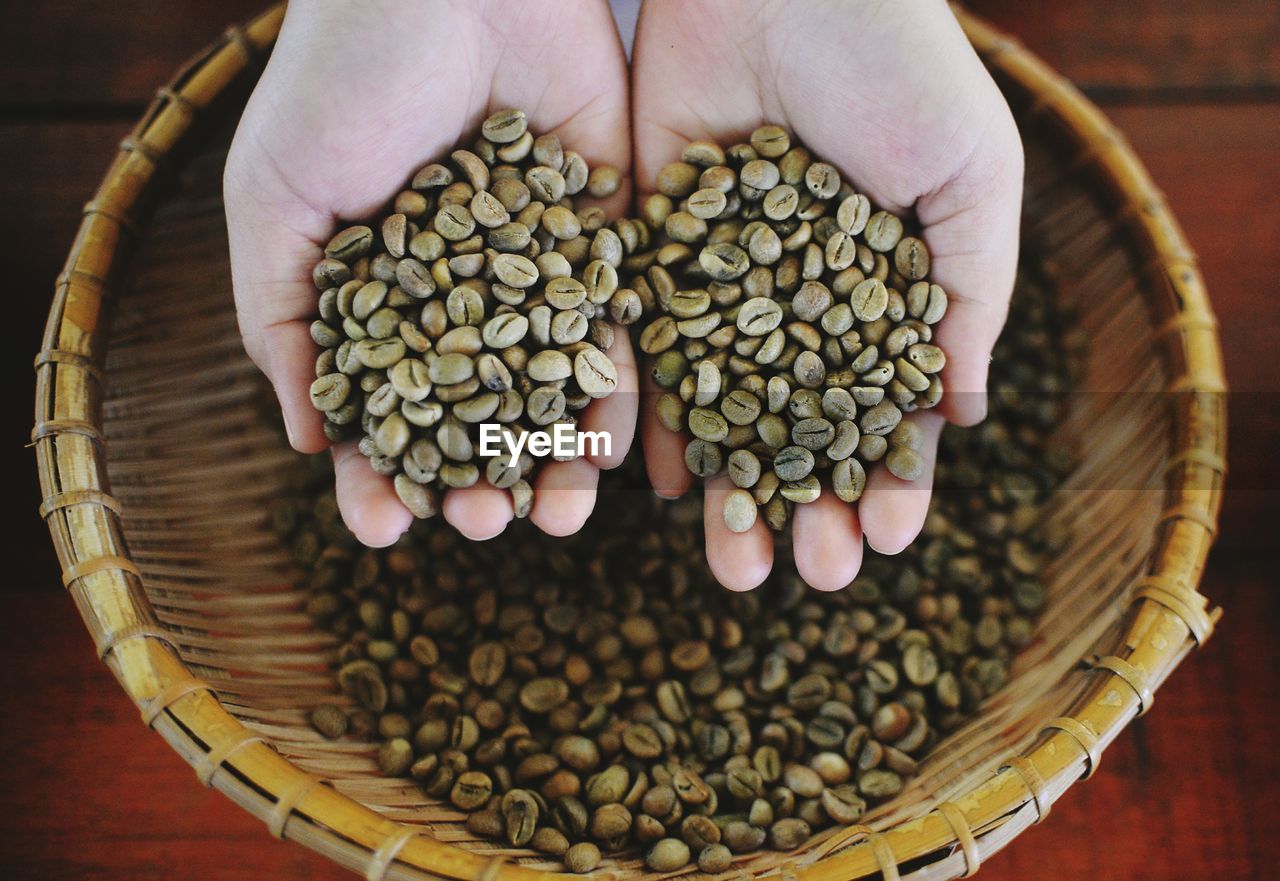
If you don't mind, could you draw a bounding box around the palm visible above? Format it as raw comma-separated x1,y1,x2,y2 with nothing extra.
227,0,635,547
631,0,1022,590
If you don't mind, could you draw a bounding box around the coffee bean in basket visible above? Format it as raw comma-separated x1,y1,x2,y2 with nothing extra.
624,125,950,533
280,273,1072,873
307,109,639,521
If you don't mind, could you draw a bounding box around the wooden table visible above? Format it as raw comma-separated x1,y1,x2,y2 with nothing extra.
3,3,1277,879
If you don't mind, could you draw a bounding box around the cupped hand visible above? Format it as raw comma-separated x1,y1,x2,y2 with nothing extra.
226,0,635,547
631,0,1023,590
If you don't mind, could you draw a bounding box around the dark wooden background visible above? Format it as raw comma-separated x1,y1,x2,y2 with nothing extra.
2,2,1277,878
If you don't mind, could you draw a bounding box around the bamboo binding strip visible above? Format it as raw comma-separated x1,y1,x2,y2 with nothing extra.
34,4,1225,880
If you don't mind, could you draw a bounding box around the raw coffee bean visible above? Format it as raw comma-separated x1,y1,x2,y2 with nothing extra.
721,390,762,425
864,211,904,252
575,348,619,398
492,253,539,288
591,802,633,844
740,159,780,190
792,418,835,450
310,704,348,739
821,786,867,824
773,446,815,481
434,204,475,240
850,278,889,322
587,166,622,198
532,827,570,856
750,125,791,158
648,838,692,871
759,415,792,450
502,789,540,846
763,184,799,220
701,243,751,280
689,187,728,219
311,374,351,412
722,821,767,853
723,489,759,533
837,194,871,235
886,446,925,481
907,343,946,374
832,458,866,503
520,677,570,713
325,226,373,261
728,449,761,488
689,408,730,443
737,298,784,336
699,844,733,873
451,771,494,810
468,641,508,687
894,236,930,279
623,723,665,759
564,842,601,874
482,108,528,143
768,818,811,851
551,309,588,345
805,162,840,199
528,350,573,382
542,204,582,240
903,644,939,686
394,475,440,518
857,769,904,799
657,162,700,197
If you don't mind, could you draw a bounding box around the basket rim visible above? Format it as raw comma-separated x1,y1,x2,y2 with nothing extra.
32,4,1226,880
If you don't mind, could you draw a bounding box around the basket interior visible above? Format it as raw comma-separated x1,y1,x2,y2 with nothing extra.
98,74,1174,876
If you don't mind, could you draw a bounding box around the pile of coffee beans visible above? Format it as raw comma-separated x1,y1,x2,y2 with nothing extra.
277,269,1069,873
624,126,948,533
307,109,641,521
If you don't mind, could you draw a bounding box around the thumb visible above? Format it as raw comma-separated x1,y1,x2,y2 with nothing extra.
225,144,332,453
916,106,1024,427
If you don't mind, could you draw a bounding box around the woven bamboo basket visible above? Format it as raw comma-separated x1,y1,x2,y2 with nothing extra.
33,5,1226,879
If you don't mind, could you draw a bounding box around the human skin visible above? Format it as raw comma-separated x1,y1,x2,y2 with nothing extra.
226,0,1022,593
631,0,1023,591
225,0,637,547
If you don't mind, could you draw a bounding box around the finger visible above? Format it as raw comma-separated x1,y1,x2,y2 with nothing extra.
443,482,515,541
579,329,638,470
332,442,413,547
793,489,864,591
916,109,1024,427
261,321,331,453
531,457,600,537
640,371,693,499
704,476,774,591
631,0,768,192
225,154,332,454
488,0,633,217
859,411,946,554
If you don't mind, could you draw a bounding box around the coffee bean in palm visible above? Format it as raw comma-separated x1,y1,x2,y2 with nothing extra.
886,445,925,481
624,127,951,532
575,347,618,398
306,111,623,518
723,489,758,534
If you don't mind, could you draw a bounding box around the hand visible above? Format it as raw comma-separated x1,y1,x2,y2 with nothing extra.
631,0,1023,590
226,0,636,547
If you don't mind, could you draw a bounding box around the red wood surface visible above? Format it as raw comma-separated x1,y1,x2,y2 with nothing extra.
0,0,267,109
967,0,1280,95
3,2,1278,880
